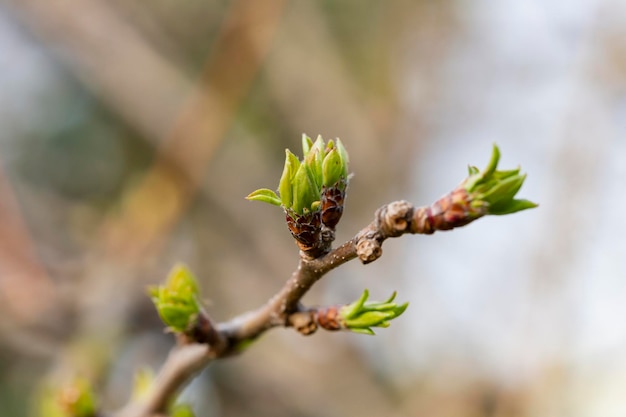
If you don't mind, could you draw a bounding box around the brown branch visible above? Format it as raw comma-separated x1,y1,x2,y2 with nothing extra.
115,344,213,417
113,193,480,416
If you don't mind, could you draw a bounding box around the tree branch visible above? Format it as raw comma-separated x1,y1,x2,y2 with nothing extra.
114,193,491,416
115,344,213,417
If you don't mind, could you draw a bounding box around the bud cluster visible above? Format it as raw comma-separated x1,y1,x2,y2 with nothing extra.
247,134,350,255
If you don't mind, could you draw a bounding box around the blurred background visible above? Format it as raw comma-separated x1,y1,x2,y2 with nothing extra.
1,0,625,416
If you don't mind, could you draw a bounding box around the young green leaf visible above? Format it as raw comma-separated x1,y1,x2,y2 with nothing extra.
305,144,323,190
291,163,320,214
245,188,282,206
302,134,313,155
278,149,300,208
336,139,349,177
483,143,501,179
480,174,526,205
488,198,538,215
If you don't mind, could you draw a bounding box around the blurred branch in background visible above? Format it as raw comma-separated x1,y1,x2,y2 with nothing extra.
2,0,287,410
262,2,391,197
0,161,60,348
3,0,191,145
99,0,287,259
4,0,286,258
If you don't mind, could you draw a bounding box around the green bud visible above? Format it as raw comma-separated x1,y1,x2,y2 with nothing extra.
463,144,537,216
291,162,321,214
278,149,300,208
340,289,408,335
321,138,349,187
247,135,350,233
60,378,97,417
325,139,335,153
336,139,349,177
302,134,313,155
149,264,201,333
304,143,323,190
311,135,325,157
37,378,97,417
322,148,343,187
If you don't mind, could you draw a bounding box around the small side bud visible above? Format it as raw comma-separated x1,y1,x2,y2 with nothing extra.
339,289,408,335
463,144,538,215
37,378,97,417
149,264,201,333
412,145,537,234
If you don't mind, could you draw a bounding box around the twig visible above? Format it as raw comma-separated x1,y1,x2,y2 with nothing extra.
114,196,473,416
115,344,212,417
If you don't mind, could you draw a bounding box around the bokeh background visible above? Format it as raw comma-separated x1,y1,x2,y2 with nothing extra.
1,0,625,416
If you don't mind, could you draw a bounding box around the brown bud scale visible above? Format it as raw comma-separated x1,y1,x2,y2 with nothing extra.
412,188,485,234
321,179,347,229
316,306,343,331
285,209,322,252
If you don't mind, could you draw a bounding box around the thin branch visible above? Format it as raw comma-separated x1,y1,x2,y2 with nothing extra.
115,344,213,417
114,194,480,417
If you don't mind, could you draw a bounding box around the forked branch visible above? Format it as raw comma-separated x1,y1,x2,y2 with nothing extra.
55,140,535,417
118,183,535,416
